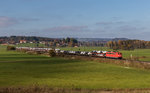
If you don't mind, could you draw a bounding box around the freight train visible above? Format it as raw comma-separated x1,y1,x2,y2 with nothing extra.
16,47,122,59
84,50,122,59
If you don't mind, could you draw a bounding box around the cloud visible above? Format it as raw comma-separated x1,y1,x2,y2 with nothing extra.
111,17,122,21
0,16,18,27
96,21,126,26
45,25,88,32
24,25,90,38
20,18,39,21
93,20,149,40
0,16,40,28
118,25,147,32
96,22,114,25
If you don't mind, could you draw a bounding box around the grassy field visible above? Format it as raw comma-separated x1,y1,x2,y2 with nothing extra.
1,45,150,89
59,47,150,61
16,43,46,47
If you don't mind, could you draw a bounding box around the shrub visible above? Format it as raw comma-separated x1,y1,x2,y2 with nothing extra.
35,51,42,55
7,46,16,51
49,50,56,57
20,49,27,53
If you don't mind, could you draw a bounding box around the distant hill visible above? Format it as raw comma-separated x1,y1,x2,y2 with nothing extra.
76,38,129,42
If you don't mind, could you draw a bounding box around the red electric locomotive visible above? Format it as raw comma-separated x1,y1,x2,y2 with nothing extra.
105,51,122,59
90,51,122,59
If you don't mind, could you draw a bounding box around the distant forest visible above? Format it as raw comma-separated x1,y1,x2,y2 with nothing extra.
0,36,56,43
107,40,150,50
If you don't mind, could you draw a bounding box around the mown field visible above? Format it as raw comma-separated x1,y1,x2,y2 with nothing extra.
16,43,46,47
1,45,150,89
59,47,150,61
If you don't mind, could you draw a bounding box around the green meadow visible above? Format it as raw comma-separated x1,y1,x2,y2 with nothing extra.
1,45,150,89
16,43,46,47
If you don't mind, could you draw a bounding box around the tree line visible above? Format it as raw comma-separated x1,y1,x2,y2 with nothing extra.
107,40,150,50
49,37,78,47
0,36,78,47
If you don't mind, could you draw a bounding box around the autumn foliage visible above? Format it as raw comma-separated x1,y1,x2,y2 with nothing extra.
107,40,150,50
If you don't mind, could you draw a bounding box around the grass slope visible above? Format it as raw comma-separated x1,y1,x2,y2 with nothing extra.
1,45,150,89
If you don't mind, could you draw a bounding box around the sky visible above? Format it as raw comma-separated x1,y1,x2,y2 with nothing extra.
0,0,150,40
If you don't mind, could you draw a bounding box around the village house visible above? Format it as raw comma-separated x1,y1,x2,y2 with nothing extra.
20,40,27,43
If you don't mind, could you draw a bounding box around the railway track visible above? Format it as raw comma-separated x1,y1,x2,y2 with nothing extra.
58,53,150,69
